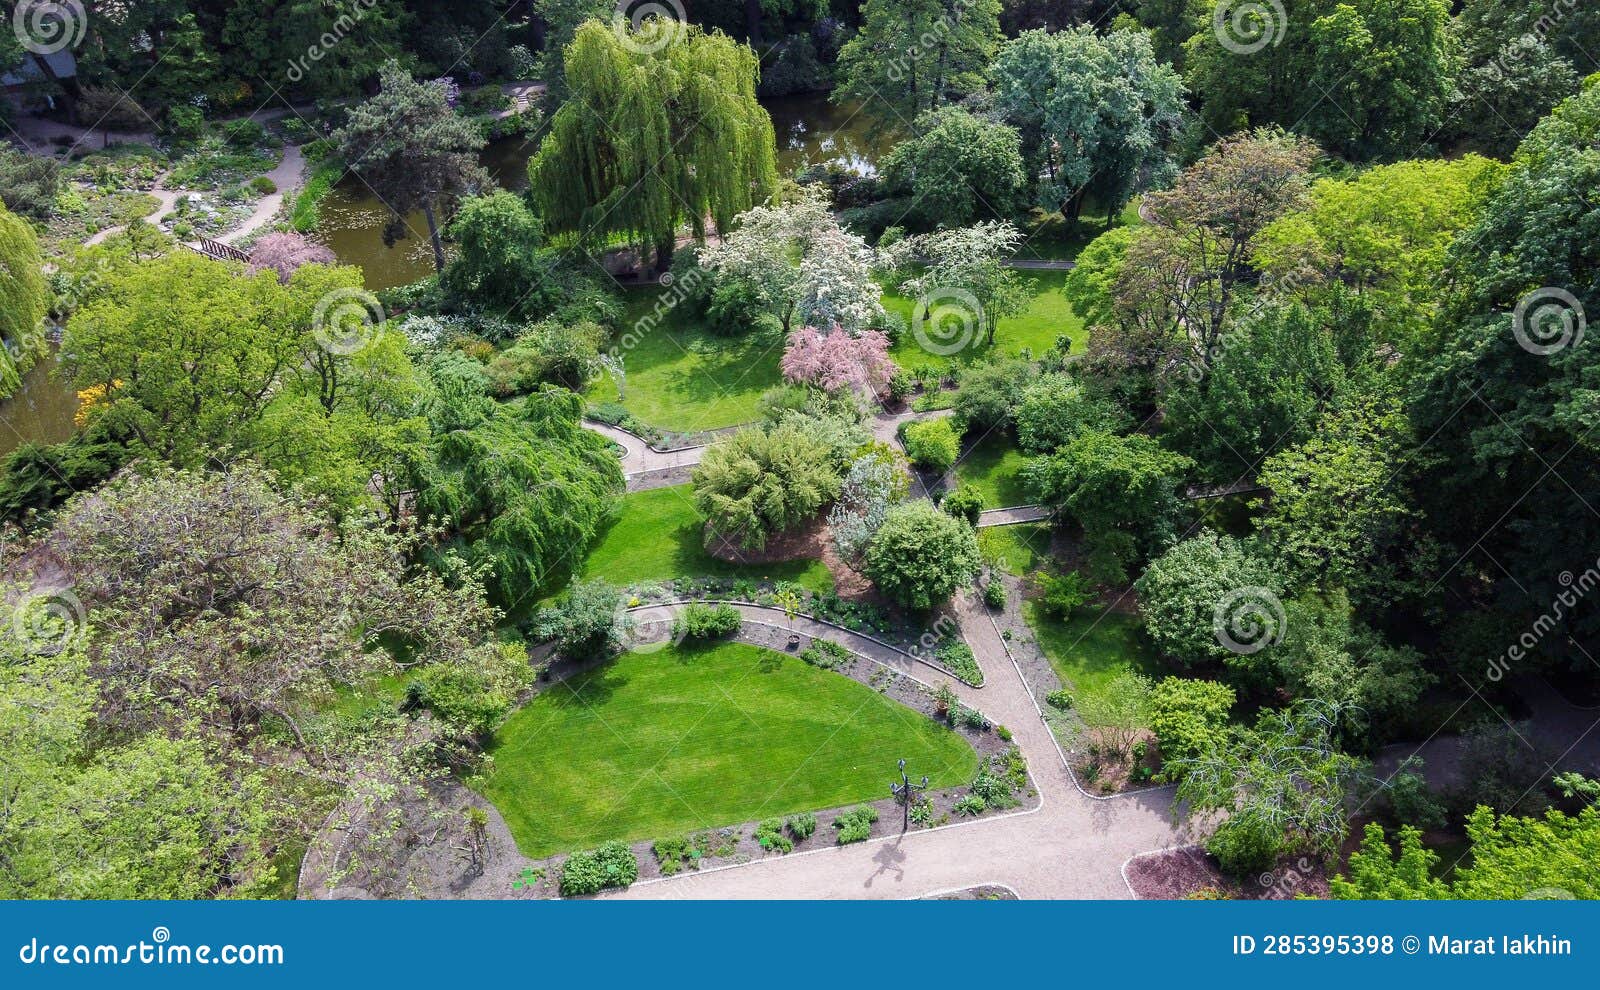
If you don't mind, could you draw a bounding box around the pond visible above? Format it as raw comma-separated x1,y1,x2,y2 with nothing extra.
0,349,77,459
315,135,538,291
316,92,896,289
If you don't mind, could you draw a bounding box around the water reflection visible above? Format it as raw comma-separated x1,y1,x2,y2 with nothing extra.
0,349,76,458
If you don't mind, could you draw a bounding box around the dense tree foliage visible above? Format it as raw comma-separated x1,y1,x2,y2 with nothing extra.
334,62,491,272
863,500,982,609
530,20,778,269
879,107,1025,228
0,202,47,398
835,0,1003,123
1186,0,1455,161
992,26,1184,220
692,420,843,549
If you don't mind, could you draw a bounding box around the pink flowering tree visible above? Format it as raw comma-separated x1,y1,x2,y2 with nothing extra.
781,325,897,397
248,232,336,283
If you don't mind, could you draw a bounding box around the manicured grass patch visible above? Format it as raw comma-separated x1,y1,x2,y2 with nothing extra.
883,270,1085,371
955,432,1031,508
479,641,980,857
580,484,833,594
585,288,784,432
1024,603,1163,704
979,524,1051,576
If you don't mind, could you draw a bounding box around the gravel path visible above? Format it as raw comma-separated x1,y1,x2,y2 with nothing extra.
606,590,1189,900
977,505,1053,528
582,420,708,490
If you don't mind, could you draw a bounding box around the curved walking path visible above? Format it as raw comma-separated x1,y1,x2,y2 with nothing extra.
607,591,1187,900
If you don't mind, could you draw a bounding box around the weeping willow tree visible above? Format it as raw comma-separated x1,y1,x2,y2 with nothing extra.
529,18,779,271
0,202,48,399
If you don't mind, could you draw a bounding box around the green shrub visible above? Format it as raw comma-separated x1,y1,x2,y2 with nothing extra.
784,812,817,840
941,485,984,524
559,841,639,895
832,805,879,844
982,580,1006,610
652,835,697,876
1045,689,1074,710
1206,816,1284,878
754,818,793,853
935,641,983,686
800,639,853,671
249,175,277,195
1039,570,1093,618
675,602,742,640
953,794,986,816
902,417,960,472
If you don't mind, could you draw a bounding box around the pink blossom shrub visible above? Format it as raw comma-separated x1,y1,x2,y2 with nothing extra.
780,325,897,396
248,232,336,283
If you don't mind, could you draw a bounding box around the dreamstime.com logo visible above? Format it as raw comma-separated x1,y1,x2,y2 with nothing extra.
17,927,284,967
612,0,686,55
312,287,386,355
1512,287,1586,356
1213,0,1287,55
1212,586,1287,655
912,288,982,356
12,0,87,55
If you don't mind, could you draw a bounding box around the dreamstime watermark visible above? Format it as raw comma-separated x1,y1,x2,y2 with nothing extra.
1182,270,1311,382
312,287,386,355
1512,286,1585,356
911,287,982,356
1485,558,1600,682
11,0,86,55
1257,857,1318,899
1478,0,1583,85
605,268,702,371
9,588,85,657
1212,586,1286,655
17,927,283,967
285,0,383,83
1212,0,1287,56
612,0,686,55
612,598,687,655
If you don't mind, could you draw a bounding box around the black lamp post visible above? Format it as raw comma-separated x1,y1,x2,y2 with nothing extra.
890,758,929,832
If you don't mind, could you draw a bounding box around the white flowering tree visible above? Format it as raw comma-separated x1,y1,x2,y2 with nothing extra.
891,221,1029,345
699,190,886,334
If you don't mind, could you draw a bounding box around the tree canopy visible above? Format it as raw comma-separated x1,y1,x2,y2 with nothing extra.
529,19,779,269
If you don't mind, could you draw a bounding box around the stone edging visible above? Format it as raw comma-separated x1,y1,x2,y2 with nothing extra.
632,600,983,687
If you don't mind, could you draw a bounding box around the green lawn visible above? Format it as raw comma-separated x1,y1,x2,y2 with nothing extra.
585,288,784,432
883,270,1085,371
1013,200,1143,261
978,524,1052,577
1025,603,1163,703
479,641,980,857
955,432,1031,508
580,484,834,594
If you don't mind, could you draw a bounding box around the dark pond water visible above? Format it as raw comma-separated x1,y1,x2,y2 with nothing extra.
0,349,77,458
315,135,539,291
317,92,895,290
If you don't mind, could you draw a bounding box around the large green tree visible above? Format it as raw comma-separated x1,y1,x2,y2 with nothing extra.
416,369,623,604
834,0,1003,124
0,201,47,399
1185,0,1455,161
992,26,1185,220
334,61,490,272
879,107,1025,229
1411,81,1600,671
529,20,778,271
863,500,982,609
